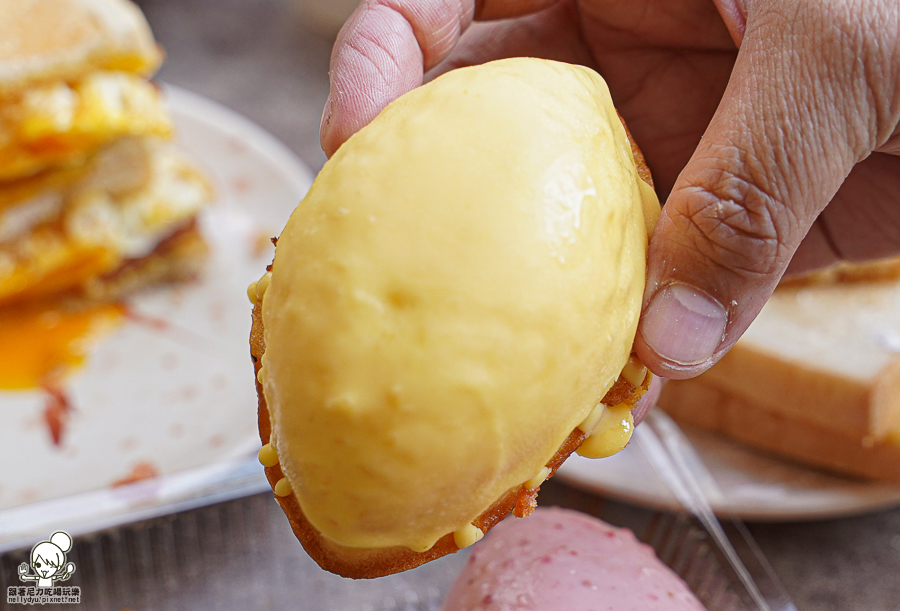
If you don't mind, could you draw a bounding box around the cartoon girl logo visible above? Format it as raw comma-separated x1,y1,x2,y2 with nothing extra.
18,531,76,588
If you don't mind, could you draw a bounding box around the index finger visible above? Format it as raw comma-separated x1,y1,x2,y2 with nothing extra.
320,0,559,157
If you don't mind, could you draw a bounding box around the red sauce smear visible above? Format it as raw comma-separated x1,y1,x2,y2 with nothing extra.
112,461,160,487
42,385,73,446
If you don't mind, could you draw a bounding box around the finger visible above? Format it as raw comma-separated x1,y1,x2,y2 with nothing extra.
320,0,558,156
712,0,748,46
634,0,897,379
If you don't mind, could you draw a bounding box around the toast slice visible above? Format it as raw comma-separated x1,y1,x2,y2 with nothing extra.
693,278,900,444
0,0,161,97
659,376,900,483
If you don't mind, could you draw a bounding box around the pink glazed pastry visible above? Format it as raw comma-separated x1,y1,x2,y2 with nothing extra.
440,507,706,611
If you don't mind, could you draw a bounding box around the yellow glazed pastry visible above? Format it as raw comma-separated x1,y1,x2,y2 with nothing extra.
256,58,659,563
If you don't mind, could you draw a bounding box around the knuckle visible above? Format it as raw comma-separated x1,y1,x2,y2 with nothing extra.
670,158,792,279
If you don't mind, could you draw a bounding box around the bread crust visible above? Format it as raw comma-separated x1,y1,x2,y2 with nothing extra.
779,256,900,288
660,376,900,484
249,117,656,579
0,0,161,98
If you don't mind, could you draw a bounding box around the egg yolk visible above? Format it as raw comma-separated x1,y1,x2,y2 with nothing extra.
0,302,124,389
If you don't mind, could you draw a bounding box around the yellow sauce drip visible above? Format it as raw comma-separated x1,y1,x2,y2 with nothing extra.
274,477,293,497
248,273,272,305
452,523,484,550
576,404,635,459
258,443,279,467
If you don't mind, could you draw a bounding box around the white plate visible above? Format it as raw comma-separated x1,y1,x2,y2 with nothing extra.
557,420,900,521
0,86,312,551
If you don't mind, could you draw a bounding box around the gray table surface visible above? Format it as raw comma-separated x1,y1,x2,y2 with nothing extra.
5,0,899,609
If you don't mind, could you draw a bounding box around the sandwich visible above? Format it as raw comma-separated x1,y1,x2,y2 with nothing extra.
0,0,168,180
0,0,211,391
659,261,900,482
250,58,660,578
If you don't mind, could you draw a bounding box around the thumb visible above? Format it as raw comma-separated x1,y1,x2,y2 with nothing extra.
634,0,897,379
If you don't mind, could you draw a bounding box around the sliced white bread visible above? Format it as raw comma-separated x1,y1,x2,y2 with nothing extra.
692,277,900,443
659,376,900,483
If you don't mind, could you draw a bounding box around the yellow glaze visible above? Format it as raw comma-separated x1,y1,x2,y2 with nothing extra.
261,58,660,551
576,404,635,459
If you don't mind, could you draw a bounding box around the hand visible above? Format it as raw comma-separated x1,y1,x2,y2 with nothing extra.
320,0,900,381
18,563,27,575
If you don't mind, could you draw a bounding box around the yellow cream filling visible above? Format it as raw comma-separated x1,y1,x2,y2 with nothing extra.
274,477,293,497
621,355,648,388
261,58,660,552
453,524,485,550
524,466,552,490
258,443,279,468
577,404,635,459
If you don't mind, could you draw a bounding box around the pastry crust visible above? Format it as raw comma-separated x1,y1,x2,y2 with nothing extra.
250,116,655,579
